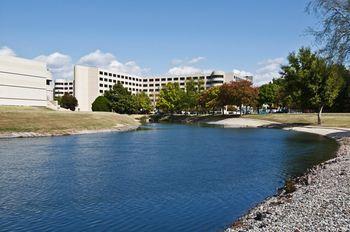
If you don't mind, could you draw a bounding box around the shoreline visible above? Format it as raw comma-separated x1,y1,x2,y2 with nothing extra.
0,125,140,139
209,118,350,231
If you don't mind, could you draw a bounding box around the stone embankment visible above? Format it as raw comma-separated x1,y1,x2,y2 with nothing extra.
212,118,350,232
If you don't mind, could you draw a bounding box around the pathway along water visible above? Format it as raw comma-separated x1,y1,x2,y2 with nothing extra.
0,123,338,231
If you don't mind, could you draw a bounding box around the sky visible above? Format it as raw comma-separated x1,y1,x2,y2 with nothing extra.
0,0,319,85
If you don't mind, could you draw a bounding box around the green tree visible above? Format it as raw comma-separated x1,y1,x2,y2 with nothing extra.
60,93,78,111
258,82,280,111
182,80,203,113
281,47,344,124
104,83,136,114
92,96,111,112
156,83,184,114
134,92,152,113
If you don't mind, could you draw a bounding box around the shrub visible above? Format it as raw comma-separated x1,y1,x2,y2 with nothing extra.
92,96,111,112
60,93,78,111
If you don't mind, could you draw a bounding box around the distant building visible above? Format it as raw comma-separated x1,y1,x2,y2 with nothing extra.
54,79,74,98
74,65,253,111
0,55,53,107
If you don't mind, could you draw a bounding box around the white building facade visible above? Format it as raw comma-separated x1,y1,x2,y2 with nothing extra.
0,56,53,107
74,65,253,111
54,79,74,97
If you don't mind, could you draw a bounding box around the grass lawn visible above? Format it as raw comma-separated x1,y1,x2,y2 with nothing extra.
244,113,350,128
0,106,139,134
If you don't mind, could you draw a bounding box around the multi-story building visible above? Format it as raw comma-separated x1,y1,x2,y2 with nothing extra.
54,79,74,98
0,55,53,107
74,65,253,111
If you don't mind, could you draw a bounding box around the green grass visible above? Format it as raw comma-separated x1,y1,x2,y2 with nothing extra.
244,113,350,128
0,106,139,134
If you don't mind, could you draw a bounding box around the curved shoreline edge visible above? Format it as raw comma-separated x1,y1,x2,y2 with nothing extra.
208,118,350,231
0,125,140,139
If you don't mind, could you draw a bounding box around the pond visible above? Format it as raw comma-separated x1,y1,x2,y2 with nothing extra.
0,123,338,231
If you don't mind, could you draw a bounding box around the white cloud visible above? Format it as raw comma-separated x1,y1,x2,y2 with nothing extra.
34,52,73,79
232,69,253,77
77,49,148,75
253,57,285,86
167,66,203,75
0,46,16,57
188,56,205,64
167,56,207,75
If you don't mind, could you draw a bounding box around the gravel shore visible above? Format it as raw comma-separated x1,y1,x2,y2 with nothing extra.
212,119,350,232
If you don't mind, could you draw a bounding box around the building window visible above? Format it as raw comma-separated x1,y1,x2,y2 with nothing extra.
113,74,116,77
99,84,103,87
99,90,103,93
174,77,179,81
143,79,147,82
104,78,107,81
161,78,166,81
109,73,112,76
155,83,160,86
104,72,108,76
143,84,147,87
155,78,160,81
99,78,103,81
149,84,154,87
99,71,103,75
180,77,185,80
149,79,154,82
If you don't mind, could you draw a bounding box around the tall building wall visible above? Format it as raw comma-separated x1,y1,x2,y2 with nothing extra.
0,56,53,107
73,65,253,111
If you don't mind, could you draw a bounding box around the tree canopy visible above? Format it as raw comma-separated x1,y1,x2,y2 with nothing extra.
281,47,344,123
308,0,350,64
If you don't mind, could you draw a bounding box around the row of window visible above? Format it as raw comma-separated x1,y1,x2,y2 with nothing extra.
54,87,73,90
55,82,73,85
98,71,210,82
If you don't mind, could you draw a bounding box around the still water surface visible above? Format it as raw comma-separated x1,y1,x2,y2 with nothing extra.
0,124,338,231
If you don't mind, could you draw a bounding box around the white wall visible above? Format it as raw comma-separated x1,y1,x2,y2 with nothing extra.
0,56,53,107
74,65,98,111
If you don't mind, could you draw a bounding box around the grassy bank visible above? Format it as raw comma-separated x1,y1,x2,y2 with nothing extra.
244,113,350,128
0,106,139,134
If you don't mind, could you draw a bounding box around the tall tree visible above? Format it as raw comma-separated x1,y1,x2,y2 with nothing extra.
182,80,203,113
198,86,221,114
104,83,136,114
156,83,184,114
134,92,152,114
258,82,280,111
308,0,350,64
281,48,344,124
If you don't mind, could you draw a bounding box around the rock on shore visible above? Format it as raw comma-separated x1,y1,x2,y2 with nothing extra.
227,136,350,232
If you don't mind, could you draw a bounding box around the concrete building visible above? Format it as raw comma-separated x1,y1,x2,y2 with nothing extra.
74,65,253,111
54,79,74,97
0,55,53,107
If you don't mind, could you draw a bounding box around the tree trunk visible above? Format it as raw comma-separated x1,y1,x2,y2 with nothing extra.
239,105,242,116
318,105,324,125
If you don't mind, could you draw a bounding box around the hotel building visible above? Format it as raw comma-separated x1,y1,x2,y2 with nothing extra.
0,55,53,107
54,79,74,97
74,65,253,111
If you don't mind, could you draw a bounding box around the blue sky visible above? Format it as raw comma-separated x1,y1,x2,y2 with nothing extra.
0,0,318,84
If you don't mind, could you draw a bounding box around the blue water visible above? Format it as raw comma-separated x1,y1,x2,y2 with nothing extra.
0,124,338,231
